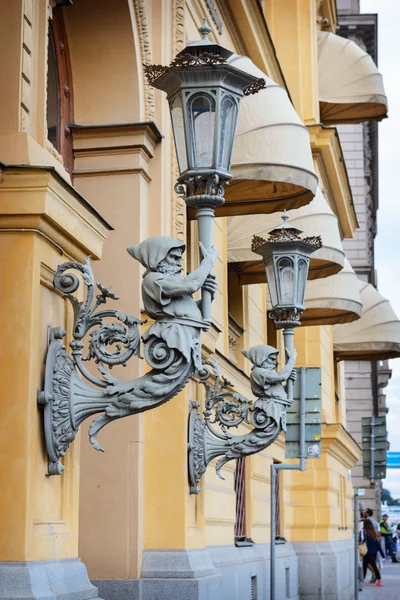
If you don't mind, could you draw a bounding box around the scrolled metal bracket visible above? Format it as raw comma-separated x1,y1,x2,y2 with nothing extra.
38,236,213,475
188,346,296,494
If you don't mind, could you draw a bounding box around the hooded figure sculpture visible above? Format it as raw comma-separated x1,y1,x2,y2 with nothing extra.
127,236,217,371
242,344,297,431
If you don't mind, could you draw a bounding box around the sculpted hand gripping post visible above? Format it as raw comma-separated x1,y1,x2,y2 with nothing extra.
244,345,297,433
38,236,217,475
188,343,297,494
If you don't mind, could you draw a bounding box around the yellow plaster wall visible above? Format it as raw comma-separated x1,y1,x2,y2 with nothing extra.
0,168,108,562
286,325,359,543
64,0,142,125
72,123,162,579
261,0,320,124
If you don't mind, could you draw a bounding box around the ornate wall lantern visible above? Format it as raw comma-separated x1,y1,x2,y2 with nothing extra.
251,211,322,329
38,19,264,475
188,213,322,493
251,211,322,398
145,19,264,320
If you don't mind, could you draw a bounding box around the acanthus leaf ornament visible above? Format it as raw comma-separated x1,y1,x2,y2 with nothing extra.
38,236,217,475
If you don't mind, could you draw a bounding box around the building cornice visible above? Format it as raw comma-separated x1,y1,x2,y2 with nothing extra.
308,124,358,238
321,422,361,468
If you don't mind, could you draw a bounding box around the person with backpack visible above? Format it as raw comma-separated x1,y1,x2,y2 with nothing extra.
360,518,385,587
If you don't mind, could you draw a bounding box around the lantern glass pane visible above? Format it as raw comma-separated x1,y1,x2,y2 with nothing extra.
189,92,216,168
266,260,278,307
171,95,188,173
218,95,238,170
297,259,308,305
278,258,295,304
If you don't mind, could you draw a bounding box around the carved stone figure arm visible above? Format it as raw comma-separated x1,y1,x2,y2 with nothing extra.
160,245,217,298
276,349,297,382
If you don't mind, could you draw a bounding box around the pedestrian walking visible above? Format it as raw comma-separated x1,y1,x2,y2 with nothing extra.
360,518,385,587
379,514,399,563
364,508,380,534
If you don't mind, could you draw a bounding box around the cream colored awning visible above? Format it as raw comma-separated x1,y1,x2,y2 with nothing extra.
318,31,388,125
216,54,318,217
333,281,400,360
301,258,362,326
227,187,345,285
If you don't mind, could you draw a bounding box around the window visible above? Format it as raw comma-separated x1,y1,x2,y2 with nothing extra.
234,457,253,545
46,7,73,171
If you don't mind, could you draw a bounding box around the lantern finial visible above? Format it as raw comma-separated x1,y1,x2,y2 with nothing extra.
199,18,212,41
282,210,289,226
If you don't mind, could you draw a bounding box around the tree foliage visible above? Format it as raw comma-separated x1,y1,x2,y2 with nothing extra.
382,488,400,506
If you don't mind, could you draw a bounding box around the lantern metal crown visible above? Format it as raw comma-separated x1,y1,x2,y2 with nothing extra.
144,19,265,208
252,211,322,328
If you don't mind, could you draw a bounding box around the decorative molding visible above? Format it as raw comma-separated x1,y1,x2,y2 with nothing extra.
21,0,34,133
132,0,155,121
228,314,244,365
172,0,186,240
309,124,358,238
321,423,361,468
205,0,223,34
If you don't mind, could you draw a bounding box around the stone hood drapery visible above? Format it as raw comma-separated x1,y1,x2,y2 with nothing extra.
204,54,318,218
318,31,388,125
227,187,345,285
333,280,400,360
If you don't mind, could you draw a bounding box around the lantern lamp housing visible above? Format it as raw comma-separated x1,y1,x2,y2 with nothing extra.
144,19,265,191
252,212,322,328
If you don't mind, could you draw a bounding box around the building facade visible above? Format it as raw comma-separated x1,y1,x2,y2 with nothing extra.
335,0,393,516
0,1,398,600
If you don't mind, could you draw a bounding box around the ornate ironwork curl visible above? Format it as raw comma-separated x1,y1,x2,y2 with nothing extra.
188,345,296,494
39,236,215,475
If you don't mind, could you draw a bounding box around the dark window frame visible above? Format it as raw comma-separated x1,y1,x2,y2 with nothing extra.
47,6,74,172
234,457,254,546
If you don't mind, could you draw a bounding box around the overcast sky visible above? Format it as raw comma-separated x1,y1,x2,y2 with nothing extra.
360,0,400,498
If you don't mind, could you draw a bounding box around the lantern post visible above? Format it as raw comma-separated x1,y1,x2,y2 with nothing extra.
252,211,322,400
145,19,265,321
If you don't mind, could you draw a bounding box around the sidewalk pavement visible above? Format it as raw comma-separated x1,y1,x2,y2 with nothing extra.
361,561,400,599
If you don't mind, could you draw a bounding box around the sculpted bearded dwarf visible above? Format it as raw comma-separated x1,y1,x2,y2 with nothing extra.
127,236,217,370
242,344,297,431
87,236,218,444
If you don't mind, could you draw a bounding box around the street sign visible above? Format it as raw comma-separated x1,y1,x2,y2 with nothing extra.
362,416,387,479
285,368,322,459
387,452,400,469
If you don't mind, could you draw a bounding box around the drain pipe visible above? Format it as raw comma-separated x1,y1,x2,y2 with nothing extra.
270,367,307,600
354,491,359,600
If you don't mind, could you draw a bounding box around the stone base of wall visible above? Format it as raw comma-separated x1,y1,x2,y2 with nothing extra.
293,540,354,600
0,558,102,599
94,543,299,600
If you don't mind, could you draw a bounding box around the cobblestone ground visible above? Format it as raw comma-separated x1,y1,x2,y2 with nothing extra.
361,561,400,599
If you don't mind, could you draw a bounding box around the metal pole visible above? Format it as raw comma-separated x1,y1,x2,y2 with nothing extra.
371,415,375,481
270,464,277,600
270,371,306,599
354,491,359,600
299,367,306,472
196,206,215,323
282,328,295,402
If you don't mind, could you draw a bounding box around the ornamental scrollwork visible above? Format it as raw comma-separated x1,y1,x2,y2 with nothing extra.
188,345,297,493
38,236,217,475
